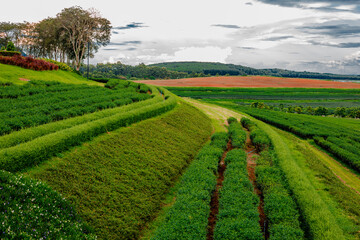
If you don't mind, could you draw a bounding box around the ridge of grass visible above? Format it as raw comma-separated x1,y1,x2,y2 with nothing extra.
0,63,100,86
26,101,212,240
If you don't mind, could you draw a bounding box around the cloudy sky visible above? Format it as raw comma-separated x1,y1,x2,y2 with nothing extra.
2,0,360,74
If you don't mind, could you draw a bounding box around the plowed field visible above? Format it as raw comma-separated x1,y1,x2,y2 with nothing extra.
135,76,360,88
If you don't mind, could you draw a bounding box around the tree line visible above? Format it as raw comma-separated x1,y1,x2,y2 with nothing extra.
0,6,111,71
81,62,201,80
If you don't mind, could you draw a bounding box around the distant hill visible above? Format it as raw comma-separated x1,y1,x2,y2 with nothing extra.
150,61,360,81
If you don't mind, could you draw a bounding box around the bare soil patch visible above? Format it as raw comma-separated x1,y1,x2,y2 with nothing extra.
245,130,269,239
207,140,233,240
135,76,360,89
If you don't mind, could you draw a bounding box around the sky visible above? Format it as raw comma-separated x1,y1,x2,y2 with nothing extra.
1,0,360,74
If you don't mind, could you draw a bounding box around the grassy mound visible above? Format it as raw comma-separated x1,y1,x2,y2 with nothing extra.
0,63,100,86
26,102,212,239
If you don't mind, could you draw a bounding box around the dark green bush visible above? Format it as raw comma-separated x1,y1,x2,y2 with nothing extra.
214,149,262,240
152,132,228,240
0,170,96,239
227,117,237,125
0,50,21,57
228,122,246,148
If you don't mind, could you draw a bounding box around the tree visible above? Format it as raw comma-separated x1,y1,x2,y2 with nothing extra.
6,41,15,51
56,6,111,70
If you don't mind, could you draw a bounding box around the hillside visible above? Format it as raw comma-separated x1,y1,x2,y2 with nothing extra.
150,61,360,81
0,63,101,86
1,64,214,239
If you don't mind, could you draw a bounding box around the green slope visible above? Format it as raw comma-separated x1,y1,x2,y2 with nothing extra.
26,102,212,240
0,63,101,86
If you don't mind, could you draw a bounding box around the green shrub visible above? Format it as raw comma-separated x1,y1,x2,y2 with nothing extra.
0,50,21,57
214,149,262,240
0,170,96,239
228,122,246,148
0,87,177,172
6,41,15,51
152,133,228,240
40,59,74,72
227,117,237,125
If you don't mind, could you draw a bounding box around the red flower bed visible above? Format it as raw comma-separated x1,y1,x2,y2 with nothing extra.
0,55,59,71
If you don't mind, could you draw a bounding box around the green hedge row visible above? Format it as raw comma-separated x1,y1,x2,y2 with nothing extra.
0,170,96,239
0,50,21,57
241,117,271,152
0,87,176,172
227,118,246,148
0,86,162,149
40,58,74,72
314,137,360,172
151,132,228,240
214,149,262,240
256,151,304,240
242,118,304,239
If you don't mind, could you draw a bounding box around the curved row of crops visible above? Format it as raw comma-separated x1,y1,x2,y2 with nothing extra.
241,118,304,240
0,170,96,239
151,132,228,239
0,81,177,172
151,117,306,240
0,80,152,135
229,106,360,174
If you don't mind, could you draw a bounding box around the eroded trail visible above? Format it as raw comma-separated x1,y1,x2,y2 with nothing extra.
245,130,269,239
207,140,233,240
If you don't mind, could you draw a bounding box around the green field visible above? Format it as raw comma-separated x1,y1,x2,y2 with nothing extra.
2,63,360,239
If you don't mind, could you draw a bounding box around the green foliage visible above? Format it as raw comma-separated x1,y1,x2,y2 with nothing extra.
0,87,177,172
0,63,100,86
0,88,162,150
248,119,346,239
166,87,360,101
0,80,151,135
214,149,262,240
256,152,304,240
81,62,189,80
0,170,96,239
152,61,360,80
6,41,15,51
237,107,360,173
24,102,212,239
314,137,360,172
152,132,227,240
41,58,74,72
228,121,246,148
0,50,21,56
250,128,271,152
226,116,237,125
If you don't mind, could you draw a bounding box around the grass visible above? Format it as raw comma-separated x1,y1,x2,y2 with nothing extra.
276,130,360,238
0,63,101,86
26,102,212,240
0,170,96,239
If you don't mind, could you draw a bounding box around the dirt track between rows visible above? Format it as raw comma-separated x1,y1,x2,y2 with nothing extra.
135,76,360,88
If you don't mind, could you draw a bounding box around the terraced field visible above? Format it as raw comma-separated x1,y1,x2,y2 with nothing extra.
2,62,360,240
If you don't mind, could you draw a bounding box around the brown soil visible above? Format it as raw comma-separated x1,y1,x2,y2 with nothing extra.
135,76,360,89
245,130,269,239
207,140,233,240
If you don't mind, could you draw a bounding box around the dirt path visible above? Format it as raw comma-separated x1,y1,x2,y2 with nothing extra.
185,98,360,196
183,98,245,132
207,140,233,240
244,130,269,239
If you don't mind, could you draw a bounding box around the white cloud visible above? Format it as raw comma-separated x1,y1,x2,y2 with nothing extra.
2,0,360,74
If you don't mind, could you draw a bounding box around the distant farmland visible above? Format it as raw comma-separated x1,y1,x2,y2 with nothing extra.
135,76,360,88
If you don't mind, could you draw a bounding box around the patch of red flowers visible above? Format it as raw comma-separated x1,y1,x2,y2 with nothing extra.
0,55,59,71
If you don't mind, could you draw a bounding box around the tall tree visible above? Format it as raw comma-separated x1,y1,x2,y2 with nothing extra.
56,6,111,70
